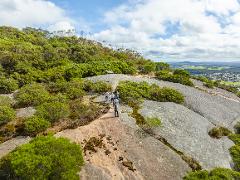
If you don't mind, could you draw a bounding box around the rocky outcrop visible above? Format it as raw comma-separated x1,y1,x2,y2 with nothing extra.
88,74,240,130
16,107,36,118
56,108,190,180
0,136,32,159
140,100,234,170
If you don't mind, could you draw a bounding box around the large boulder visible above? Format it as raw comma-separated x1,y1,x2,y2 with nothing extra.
140,100,234,170
88,74,240,130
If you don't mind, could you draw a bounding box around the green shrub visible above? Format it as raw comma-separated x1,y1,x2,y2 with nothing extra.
63,80,85,99
64,86,85,100
156,70,194,86
0,77,18,94
141,62,156,74
46,80,68,93
47,80,85,100
117,81,184,105
0,96,13,107
82,80,94,92
83,80,112,93
149,86,184,104
193,76,209,83
0,106,16,125
230,145,240,171
145,117,162,128
48,93,69,103
234,122,240,134
155,70,171,80
216,83,239,94
229,134,240,145
229,134,240,171
237,92,240,98
208,127,232,139
204,80,215,89
155,62,170,71
15,83,50,107
171,75,194,86
70,99,100,120
183,168,240,180
173,69,190,77
0,136,84,180
24,116,50,135
36,102,70,123
117,81,150,105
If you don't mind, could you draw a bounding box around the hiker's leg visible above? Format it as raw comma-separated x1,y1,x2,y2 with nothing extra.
116,110,119,117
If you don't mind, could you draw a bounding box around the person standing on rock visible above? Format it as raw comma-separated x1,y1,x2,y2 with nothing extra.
105,92,110,103
114,91,119,99
113,98,120,117
110,92,115,106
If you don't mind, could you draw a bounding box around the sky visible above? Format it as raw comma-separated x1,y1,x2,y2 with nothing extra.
0,0,240,62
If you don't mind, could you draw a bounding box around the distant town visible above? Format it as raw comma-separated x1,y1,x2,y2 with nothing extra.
169,61,240,88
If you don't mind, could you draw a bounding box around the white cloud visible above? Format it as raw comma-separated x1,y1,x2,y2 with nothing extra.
94,0,240,61
205,0,240,16
48,21,75,32
0,0,77,32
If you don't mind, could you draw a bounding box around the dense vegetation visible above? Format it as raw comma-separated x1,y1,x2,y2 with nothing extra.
193,76,240,96
229,129,240,171
156,69,194,86
0,106,15,125
117,81,184,105
208,126,232,139
0,26,156,90
184,168,240,180
0,136,84,179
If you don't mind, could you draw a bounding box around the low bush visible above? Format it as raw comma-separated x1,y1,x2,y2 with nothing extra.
155,62,170,71
83,80,112,94
229,134,240,145
234,122,240,134
149,85,184,104
15,83,50,107
229,133,240,171
145,117,162,128
183,168,240,180
204,80,215,89
171,75,194,86
24,116,50,135
237,92,240,98
47,80,86,100
64,80,85,99
208,127,232,139
141,62,156,74
70,99,100,121
156,70,193,86
48,93,69,103
230,144,240,171
117,81,184,105
192,76,209,83
0,106,16,125
46,80,68,93
117,81,150,105
173,69,190,77
0,96,13,107
36,102,70,123
0,77,18,94
217,83,239,94
0,136,84,180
